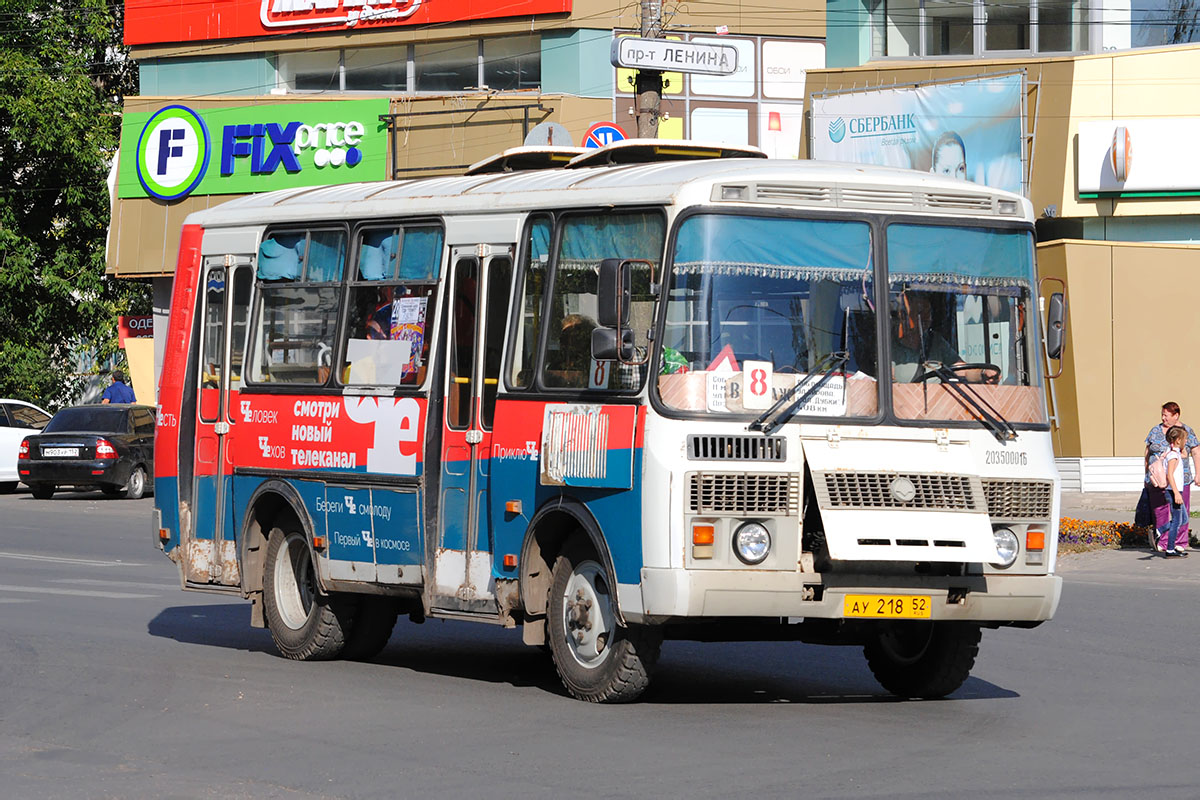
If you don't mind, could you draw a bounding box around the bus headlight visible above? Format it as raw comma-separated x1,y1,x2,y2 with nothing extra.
991,527,1020,569
733,521,771,565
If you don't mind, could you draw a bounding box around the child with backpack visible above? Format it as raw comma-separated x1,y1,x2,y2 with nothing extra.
1158,425,1190,557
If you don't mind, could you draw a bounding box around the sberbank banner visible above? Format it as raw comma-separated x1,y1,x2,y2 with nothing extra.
810,73,1025,196
118,99,389,201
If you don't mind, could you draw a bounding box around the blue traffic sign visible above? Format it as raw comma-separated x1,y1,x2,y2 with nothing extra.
582,122,628,149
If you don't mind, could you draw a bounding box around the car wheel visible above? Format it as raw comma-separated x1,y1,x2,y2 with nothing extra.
0,481,16,494
263,528,355,660
122,466,147,500
863,621,981,699
30,485,54,500
546,540,661,703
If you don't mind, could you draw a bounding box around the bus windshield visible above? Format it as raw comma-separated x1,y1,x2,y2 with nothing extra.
658,214,878,418
887,223,1046,425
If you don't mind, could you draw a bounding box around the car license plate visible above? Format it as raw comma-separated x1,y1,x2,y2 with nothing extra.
843,594,932,619
42,447,80,458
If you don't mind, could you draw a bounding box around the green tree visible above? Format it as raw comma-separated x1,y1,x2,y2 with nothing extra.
0,0,147,408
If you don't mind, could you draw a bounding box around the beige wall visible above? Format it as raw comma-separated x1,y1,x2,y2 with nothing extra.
802,45,1200,221
1038,240,1200,459
109,93,611,277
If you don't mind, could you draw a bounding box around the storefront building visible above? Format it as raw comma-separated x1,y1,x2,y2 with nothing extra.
111,0,828,385
802,43,1200,489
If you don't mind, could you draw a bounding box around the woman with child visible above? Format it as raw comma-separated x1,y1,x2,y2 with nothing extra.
1144,402,1200,555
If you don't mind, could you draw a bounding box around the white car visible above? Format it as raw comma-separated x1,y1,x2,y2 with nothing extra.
1,399,52,493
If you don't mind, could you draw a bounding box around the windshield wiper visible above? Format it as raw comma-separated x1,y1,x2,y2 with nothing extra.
917,362,1018,442
749,351,849,436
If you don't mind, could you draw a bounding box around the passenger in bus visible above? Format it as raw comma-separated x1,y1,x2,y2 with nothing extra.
367,287,395,340
891,293,994,383
551,314,596,387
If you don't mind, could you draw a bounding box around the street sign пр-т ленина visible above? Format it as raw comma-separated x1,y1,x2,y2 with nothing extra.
610,37,738,76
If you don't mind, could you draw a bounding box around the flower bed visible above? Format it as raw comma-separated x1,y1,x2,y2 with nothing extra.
1058,517,1152,553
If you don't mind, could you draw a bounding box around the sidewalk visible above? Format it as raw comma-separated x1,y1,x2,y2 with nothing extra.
1059,490,1141,524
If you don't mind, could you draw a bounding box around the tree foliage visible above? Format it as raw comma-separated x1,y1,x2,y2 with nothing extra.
0,0,146,408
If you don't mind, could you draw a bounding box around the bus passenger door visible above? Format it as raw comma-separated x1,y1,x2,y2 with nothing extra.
434,246,513,613
189,256,252,587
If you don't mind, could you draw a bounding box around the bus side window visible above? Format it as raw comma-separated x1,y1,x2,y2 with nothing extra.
340,224,443,388
508,214,551,389
249,228,346,386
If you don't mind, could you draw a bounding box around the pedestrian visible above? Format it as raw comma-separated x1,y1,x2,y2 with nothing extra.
101,369,136,404
1159,425,1190,557
1142,402,1200,550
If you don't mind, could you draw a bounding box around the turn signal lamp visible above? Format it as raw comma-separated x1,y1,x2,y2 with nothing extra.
95,439,118,459
503,554,518,569
18,439,29,459
692,523,715,560
1026,530,1046,551
312,535,327,550
505,500,522,514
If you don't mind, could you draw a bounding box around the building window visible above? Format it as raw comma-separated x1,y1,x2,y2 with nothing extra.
874,0,1091,57
484,35,541,91
277,36,541,95
985,0,1031,51
415,41,481,92
345,46,408,92
279,50,340,92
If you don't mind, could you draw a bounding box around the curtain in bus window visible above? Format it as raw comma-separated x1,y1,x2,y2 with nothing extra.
886,225,1033,286
558,214,664,268
306,231,346,282
258,235,304,280
673,215,871,278
359,230,399,280
398,227,443,280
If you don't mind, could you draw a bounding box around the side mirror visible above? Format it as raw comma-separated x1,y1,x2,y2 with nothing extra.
1045,291,1066,361
591,327,634,362
597,258,631,328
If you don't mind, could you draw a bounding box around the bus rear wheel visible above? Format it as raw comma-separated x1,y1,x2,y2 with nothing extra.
341,596,401,661
547,543,660,703
263,528,355,661
863,621,981,699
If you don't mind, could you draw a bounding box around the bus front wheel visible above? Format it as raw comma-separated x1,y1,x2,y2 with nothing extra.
263,528,355,661
546,542,660,703
863,621,981,699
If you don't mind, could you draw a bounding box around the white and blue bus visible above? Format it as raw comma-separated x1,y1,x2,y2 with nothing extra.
155,142,1064,703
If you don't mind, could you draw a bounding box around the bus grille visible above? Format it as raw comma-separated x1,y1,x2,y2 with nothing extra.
816,471,982,512
687,472,799,515
687,435,786,462
982,479,1054,520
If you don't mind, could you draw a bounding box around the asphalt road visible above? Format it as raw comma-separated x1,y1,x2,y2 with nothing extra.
2,486,1199,799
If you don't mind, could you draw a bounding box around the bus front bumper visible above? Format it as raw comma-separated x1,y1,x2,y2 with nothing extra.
628,568,1062,624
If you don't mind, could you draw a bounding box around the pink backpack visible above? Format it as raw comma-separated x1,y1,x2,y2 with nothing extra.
1149,452,1169,489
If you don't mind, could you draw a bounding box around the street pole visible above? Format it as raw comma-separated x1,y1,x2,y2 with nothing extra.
635,0,663,139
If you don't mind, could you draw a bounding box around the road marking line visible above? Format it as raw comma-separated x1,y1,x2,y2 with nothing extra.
0,551,147,568
50,578,175,592
0,584,155,599
0,598,35,604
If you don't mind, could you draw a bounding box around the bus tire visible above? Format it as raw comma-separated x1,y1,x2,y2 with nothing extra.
263,528,355,661
547,543,660,703
863,621,981,699
342,597,400,661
